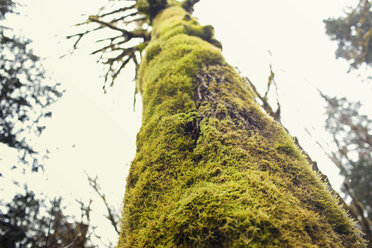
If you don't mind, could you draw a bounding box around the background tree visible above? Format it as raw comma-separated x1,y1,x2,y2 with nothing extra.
324,0,372,70
0,189,95,248
73,0,366,246
1,2,128,247
0,0,62,172
314,94,372,245
0,2,97,247
323,1,372,244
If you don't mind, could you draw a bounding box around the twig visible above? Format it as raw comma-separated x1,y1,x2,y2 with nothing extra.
85,172,120,234
98,4,136,18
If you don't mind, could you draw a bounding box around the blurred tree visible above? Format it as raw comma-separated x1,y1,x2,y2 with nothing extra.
324,0,372,243
320,94,372,245
0,0,62,172
73,0,365,246
324,0,372,69
0,189,94,248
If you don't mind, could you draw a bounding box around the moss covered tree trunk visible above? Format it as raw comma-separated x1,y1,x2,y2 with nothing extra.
118,1,365,247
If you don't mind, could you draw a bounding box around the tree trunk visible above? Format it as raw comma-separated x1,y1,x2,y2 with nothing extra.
118,3,365,247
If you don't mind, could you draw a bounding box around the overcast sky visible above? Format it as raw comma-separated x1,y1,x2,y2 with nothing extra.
1,0,371,245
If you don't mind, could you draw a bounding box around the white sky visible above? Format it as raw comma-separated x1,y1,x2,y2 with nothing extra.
1,0,371,245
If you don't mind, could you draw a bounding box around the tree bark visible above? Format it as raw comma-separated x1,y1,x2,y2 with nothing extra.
118,3,365,247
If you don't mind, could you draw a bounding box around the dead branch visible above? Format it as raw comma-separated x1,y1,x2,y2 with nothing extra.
98,4,136,18
86,173,120,235
67,2,149,91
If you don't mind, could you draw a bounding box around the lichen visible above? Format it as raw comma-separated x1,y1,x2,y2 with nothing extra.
118,3,365,248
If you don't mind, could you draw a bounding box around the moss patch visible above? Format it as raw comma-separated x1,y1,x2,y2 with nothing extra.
118,3,365,248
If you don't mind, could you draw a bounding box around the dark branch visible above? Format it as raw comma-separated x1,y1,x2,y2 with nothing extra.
86,174,120,234
67,2,149,91
98,4,136,18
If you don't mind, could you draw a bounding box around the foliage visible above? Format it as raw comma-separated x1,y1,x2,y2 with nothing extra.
0,0,15,18
324,0,372,69
0,0,62,171
0,189,94,248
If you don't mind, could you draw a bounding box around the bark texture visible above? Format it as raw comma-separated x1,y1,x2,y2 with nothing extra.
118,2,365,247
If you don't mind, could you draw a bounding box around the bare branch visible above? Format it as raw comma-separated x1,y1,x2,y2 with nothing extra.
109,11,139,24
68,2,150,91
98,4,136,18
96,35,122,44
124,16,147,25
66,26,102,49
86,173,120,234
243,73,281,123
110,56,132,87
89,16,129,34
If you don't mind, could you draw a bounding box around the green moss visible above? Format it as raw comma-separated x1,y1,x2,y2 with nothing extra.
137,0,168,20
145,42,162,62
150,6,222,48
118,4,365,248
136,0,150,15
